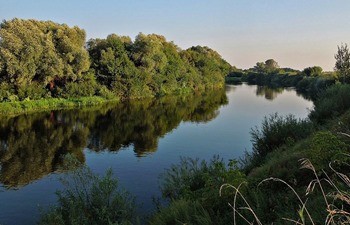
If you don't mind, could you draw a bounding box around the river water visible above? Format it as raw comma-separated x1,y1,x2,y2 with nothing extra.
0,84,313,225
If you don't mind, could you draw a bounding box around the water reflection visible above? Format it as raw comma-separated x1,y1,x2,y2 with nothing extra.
0,89,227,188
255,86,284,100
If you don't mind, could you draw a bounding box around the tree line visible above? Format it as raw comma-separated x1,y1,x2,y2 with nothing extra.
0,18,232,102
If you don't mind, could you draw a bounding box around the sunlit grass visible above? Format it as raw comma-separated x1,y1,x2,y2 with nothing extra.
0,96,119,117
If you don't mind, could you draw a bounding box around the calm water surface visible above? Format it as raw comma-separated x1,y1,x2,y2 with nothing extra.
0,84,313,225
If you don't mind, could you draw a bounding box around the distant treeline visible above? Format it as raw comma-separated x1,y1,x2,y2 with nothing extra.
0,18,232,102
226,59,337,99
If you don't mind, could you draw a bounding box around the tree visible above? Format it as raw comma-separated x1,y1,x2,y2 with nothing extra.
265,59,279,69
335,43,350,83
264,59,279,73
302,66,323,77
0,18,90,93
253,59,279,74
253,62,266,73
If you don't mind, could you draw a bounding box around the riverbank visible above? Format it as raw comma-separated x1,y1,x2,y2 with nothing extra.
0,96,119,117
150,83,350,225
0,84,228,117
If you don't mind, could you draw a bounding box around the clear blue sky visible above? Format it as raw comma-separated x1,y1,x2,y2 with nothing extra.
1,0,350,71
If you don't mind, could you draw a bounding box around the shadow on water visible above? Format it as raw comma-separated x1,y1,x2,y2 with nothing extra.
0,88,228,188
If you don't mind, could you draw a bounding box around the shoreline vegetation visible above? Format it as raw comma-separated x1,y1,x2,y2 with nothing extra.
0,96,119,117
1,18,350,224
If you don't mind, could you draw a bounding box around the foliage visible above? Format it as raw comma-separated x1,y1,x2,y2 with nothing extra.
302,66,323,77
0,82,16,102
0,18,90,95
307,131,348,171
88,33,231,98
158,156,246,224
228,60,335,101
17,82,50,100
252,59,279,74
0,96,116,117
246,114,313,171
38,163,137,225
149,199,212,225
229,157,350,225
310,84,350,123
181,46,232,88
335,43,350,83
0,18,231,106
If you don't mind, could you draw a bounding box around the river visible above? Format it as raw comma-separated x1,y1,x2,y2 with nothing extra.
0,84,313,225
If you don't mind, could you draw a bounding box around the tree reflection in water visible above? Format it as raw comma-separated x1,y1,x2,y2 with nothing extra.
0,88,227,188
255,86,284,100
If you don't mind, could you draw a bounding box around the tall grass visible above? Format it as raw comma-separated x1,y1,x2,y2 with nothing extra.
221,156,350,225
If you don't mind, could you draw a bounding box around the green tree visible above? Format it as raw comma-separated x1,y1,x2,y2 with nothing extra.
253,59,279,74
0,18,90,97
254,62,266,73
302,66,323,77
335,43,350,83
87,34,144,97
180,46,232,88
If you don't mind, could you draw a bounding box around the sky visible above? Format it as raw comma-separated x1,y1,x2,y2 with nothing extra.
1,0,350,71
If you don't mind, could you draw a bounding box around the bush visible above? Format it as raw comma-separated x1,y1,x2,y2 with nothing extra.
38,165,137,225
310,84,350,123
308,131,348,171
246,114,313,171
159,156,245,224
150,199,212,225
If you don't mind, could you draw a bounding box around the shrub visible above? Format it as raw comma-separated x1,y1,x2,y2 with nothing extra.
308,131,348,171
159,156,245,224
38,165,137,225
246,114,313,171
296,77,315,93
310,84,350,123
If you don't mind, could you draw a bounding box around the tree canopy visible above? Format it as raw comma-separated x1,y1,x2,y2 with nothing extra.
88,33,232,98
0,18,90,88
0,19,233,101
335,43,350,83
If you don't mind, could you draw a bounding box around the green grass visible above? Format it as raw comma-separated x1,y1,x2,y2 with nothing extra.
0,96,119,117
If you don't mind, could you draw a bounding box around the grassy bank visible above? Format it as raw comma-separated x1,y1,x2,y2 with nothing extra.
0,96,119,117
